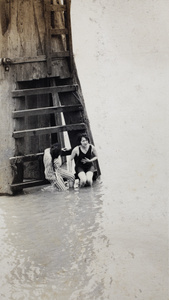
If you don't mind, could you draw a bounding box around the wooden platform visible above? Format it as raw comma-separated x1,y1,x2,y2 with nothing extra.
7,0,101,194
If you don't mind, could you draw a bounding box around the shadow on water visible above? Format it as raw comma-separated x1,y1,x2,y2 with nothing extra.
0,179,111,300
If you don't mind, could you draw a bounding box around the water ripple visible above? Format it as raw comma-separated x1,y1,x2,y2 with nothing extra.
0,181,109,299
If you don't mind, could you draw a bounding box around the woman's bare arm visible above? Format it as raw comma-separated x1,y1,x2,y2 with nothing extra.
91,145,98,162
69,147,78,171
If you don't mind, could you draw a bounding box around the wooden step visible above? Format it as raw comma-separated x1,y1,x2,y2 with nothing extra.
12,84,78,97
10,153,43,164
12,104,83,118
10,179,48,191
9,149,72,164
13,123,86,138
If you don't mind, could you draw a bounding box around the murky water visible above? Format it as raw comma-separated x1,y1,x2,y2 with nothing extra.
0,176,168,300
0,180,112,300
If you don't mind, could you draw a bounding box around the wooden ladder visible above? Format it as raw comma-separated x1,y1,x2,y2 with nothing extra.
44,0,73,75
9,0,100,193
10,81,97,193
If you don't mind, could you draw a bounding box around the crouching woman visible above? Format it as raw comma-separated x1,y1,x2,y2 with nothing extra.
43,143,75,191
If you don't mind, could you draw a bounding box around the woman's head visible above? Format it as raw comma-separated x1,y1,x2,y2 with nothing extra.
78,133,90,146
50,143,61,159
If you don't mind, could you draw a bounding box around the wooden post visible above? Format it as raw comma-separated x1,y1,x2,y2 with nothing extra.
44,0,52,75
64,0,74,75
50,78,66,149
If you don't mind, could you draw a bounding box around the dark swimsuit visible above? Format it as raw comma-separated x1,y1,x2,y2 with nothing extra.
75,145,95,174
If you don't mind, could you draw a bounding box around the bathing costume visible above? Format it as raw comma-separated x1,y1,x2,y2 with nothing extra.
75,145,95,174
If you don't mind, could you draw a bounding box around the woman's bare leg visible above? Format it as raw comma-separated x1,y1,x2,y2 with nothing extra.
78,171,87,187
86,171,93,186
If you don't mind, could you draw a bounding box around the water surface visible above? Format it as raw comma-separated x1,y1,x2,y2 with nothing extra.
0,177,167,300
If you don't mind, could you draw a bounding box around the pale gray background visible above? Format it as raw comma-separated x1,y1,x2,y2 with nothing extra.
71,0,168,190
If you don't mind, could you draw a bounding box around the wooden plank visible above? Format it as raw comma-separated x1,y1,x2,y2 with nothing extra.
10,52,70,64
50,79,65,148
12,84,78,97
10,162,24,185
52,51,69,58
64,0,74,74
12,55,46,64
24,95,29,155
11,179,47,190
44,0,52,75
12,104,83,118
58,91,86,149
47,4,67,12
46,27,52,74
9,149,72,164
10,153,43,164
51,28,68,35
13,123,86,138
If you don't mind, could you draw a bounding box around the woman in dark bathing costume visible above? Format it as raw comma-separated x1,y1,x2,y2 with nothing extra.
70,134,98,187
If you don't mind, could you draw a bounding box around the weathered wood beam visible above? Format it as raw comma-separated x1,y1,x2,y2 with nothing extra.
12,84,78,97
44,0,52,74
11,180,47,191
9,52,70,64
50,78,65,148
51,28,68,35
9,149,72,164
47,4,67,12
13,123,86,138
52,51,69,58
64,0,73,74
12,55,46,64
10,153,43,164
12,104,83,118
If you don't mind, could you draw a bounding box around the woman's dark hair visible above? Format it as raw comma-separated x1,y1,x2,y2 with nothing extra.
78,133,90,144
50,143,61,170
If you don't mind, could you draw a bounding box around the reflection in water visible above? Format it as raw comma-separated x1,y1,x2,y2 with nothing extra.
0,180,112,300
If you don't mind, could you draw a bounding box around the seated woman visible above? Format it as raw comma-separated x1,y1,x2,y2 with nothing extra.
70,133,98,187
43,143,75,191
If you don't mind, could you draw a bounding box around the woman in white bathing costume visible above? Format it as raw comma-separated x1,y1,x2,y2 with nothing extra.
43,143,75,191
70,133,98,187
